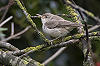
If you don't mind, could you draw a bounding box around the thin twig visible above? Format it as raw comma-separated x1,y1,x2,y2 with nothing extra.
30,16,40,18
0,0,15,23
11,22,14,35
42,47,67,65
2,26,31,41
0,0,15,11
0,6,9,23
88,25,100,32
0,41,19,51
0,16,13,27
84,21,90,61
19,50,34,58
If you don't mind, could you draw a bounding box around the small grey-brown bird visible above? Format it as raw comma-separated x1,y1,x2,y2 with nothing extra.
37,13,83,39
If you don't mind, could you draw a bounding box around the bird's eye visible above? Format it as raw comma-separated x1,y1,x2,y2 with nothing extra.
45,15,47,18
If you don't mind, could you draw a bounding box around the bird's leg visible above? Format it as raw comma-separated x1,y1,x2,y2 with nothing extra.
61,37,64,42
49,40,53,45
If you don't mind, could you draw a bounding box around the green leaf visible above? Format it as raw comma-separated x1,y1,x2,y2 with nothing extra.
0,28,8,31
0,33,6,36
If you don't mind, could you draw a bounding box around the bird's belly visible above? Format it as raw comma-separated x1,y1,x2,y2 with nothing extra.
42,26,69,38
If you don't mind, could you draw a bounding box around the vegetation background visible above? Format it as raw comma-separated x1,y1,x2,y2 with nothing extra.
0,0,100,66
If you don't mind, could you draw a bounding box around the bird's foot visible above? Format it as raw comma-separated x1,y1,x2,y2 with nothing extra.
49,40,53,45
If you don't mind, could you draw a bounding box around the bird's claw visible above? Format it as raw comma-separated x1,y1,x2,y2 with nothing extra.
49,40,53,45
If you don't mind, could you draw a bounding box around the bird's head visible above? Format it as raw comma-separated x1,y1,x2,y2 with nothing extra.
36,13,53,24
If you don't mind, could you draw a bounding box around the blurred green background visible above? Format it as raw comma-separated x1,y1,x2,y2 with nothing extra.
0,0,100,66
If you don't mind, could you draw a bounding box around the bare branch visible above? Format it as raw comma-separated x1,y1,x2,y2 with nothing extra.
0,16,13,27
0,41,19,51
42,47,67,65
0,0,15,23
2,26,31,41
88,25,100,32
11,22,14,36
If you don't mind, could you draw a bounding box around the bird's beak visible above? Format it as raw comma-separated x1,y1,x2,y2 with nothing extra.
36,14,42,18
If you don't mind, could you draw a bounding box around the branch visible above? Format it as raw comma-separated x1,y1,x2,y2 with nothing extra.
1,26,31,41
61,0,100,24
61,0,94,65
0,51,42,66
0,41,19,51
0,16,13,27
9,31,100,56
42,47,66,65
0,0,15,23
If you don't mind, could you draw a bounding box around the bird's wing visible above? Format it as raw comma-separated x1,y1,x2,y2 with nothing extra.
57,20,84,27
45,20,84,29
45,20,58,29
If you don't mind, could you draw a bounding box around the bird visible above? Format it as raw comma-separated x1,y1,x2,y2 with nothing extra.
36,13,84,41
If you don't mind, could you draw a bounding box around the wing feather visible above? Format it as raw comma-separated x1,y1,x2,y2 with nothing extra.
45,20,83,29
